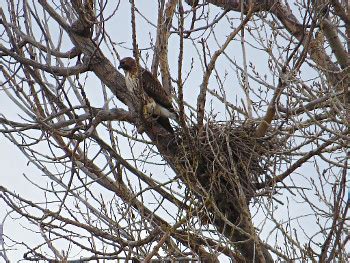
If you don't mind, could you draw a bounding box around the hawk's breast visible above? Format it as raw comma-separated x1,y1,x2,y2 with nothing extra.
125,72,138,93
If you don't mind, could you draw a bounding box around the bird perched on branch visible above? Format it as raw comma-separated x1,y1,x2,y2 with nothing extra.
118,57,177,133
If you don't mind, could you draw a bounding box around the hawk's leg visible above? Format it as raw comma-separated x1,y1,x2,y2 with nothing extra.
143,100,157,119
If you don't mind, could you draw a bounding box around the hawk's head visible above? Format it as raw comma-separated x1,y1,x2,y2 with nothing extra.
118,57,136,73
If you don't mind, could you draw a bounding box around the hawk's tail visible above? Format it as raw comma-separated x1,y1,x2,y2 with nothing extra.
157,116,174,134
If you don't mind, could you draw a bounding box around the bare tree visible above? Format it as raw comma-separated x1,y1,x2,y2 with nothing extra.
0,0,349,262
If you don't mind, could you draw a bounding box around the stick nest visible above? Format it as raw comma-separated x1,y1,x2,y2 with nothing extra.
175,121,283,200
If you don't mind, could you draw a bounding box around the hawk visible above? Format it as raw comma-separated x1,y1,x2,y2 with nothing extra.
118,57,176,133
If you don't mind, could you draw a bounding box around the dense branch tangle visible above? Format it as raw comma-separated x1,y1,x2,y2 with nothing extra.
0,0,349,262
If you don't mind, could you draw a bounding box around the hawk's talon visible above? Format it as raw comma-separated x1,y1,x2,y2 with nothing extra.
143,102,156,119
143,104,150,119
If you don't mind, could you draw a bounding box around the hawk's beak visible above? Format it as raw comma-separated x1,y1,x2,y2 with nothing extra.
118,65,122,69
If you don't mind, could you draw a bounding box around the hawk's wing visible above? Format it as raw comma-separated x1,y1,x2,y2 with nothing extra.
141,69,175,113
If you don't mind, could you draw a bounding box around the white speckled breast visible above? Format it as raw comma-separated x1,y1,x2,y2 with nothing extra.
125,72,138,93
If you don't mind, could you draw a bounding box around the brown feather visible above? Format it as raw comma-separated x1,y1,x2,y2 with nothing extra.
156,116,174,133
140,69,175,114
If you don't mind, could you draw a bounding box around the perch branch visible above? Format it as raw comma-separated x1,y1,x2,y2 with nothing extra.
321,18,350,69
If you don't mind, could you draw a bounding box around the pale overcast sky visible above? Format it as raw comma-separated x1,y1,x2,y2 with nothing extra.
0,1,348,262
